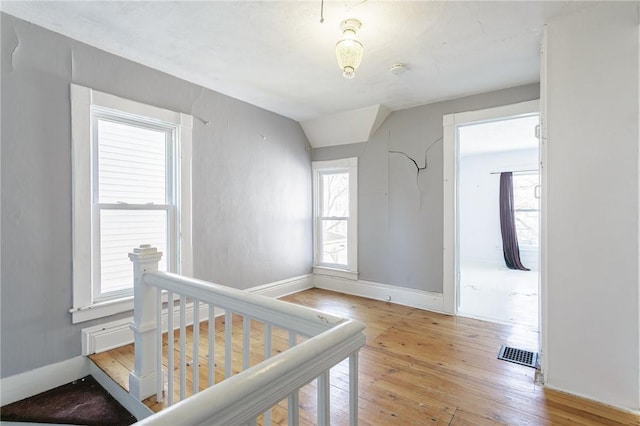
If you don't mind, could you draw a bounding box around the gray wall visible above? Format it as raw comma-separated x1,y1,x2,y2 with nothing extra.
1,13,312,378
312,84,539,292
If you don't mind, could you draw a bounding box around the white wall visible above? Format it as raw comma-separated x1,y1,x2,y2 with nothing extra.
459,148,538,269
545,2,640,410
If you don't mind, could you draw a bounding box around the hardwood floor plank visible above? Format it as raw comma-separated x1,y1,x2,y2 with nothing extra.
90,351,131,391
90,289,639,425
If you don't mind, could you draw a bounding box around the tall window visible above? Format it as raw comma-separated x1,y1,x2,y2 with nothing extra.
94,113,173,297
312,158,358,278
71,84,192,323
513,172,540,248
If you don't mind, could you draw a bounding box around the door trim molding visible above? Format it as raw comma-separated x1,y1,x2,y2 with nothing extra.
442,99,540,315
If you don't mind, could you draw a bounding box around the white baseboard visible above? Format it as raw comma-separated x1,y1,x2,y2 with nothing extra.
248,274,314,298
544,384,640,415
89,362,153,420
82,273,314,355
313,275,445,313
81,302,211,356
82,318,132,356
0,356,91,406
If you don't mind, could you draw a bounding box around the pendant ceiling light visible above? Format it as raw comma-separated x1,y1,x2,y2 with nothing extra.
336,19,363,79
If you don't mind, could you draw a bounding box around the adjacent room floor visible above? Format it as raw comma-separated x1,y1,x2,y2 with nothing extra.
458,261,539,330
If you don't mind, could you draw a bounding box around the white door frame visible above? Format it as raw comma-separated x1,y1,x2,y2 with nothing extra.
442,99,542,314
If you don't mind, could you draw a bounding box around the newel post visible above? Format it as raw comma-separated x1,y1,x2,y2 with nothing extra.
128,244,163,401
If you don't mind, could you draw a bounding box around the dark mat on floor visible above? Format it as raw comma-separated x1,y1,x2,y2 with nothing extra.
0,375,136,425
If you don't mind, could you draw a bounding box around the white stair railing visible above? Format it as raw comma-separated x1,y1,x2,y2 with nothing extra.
128,245,366,425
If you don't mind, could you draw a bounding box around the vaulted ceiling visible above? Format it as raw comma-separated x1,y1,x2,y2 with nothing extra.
1,1,591,146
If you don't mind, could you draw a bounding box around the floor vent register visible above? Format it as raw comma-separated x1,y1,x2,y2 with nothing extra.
497,345,538,368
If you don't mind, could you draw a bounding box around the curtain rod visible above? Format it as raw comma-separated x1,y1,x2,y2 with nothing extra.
489,169,539,175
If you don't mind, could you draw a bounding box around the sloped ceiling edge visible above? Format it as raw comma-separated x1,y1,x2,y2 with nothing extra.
301,104,392,149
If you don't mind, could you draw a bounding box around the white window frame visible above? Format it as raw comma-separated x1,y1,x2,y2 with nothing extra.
70,84,193,323
312,157,358,280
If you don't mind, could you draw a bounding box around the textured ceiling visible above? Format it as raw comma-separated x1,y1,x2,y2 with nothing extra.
1,1,590,123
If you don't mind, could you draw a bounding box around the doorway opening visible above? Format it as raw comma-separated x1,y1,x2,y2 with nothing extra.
457,115,540,329
442,100,542,332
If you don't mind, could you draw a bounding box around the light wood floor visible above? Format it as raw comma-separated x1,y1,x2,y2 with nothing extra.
91,289,639,425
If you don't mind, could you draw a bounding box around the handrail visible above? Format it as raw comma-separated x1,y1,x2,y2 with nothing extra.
145,271,346,337
127,245,366,425
135,320,365,425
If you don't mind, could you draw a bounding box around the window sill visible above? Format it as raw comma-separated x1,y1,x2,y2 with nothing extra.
69,297,134,324
313,266,359,281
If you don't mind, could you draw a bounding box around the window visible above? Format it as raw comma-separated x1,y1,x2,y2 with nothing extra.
70,84,192,323
512,172,540,248
312,158,358,279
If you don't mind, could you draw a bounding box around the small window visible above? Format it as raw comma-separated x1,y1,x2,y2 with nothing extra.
312,158,358,279
71,84,193,322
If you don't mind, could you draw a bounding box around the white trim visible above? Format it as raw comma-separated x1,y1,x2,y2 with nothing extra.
70,296,134,324
313,275,445,313
82,274,315,355
312,157,358,275
70,84,193,323
89,88,185,124
444,100,540,128
71,84,93,315
82,299,211,356
539,25,550,381
442,116,457,314
247,273,314,298
178,113,194,278
442,99,540,315
313,266,358,281
82,317,132,355
0,356,91,406
90,362,153,420
544,384,640,416
637,13,640,413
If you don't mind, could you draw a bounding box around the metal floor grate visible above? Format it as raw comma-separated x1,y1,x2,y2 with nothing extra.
497,345,538,368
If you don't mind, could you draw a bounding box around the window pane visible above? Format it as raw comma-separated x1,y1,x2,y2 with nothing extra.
515,210,539,247
99,209,168,295
98,119,167,204
513,174,539,247
321,172,349,217
513,174,539,210
321,219,348,265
